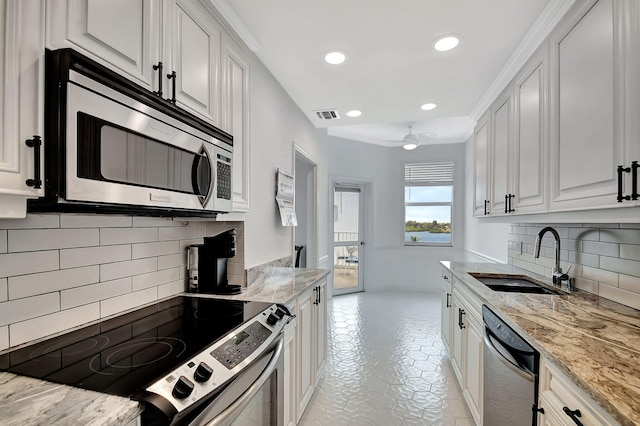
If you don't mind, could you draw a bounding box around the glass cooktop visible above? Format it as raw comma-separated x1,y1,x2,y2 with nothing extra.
0,297,272,397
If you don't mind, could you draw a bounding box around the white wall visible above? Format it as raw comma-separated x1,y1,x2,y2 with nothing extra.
463,135,509,262
326,133,473,293
230,50,328,270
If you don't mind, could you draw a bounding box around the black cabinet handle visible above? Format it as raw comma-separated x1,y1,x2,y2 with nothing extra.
632,161,638,201
562,407,584,426
152,62,163,96
484,199,489,215
25,136,42,189
504,194,508,214
617,165,631,202
313,286,319,305
446,293,451,308
167,71,177,104
458,308,466,329
507,194,515,213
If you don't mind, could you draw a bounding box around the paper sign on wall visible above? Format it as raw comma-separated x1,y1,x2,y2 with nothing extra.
276,169,297,226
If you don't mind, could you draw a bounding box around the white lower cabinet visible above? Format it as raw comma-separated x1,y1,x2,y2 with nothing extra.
450,285,483,425
440,269,453,354
283,305,298,426
538,357,620,426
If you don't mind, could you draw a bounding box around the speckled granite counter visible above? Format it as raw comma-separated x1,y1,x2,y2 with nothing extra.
441,261,640,426
0,372,142,426
192,267,331,304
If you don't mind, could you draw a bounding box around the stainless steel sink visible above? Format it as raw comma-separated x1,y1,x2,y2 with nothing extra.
469,273,561,295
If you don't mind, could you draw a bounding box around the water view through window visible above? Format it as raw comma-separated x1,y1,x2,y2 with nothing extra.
404,186,452,244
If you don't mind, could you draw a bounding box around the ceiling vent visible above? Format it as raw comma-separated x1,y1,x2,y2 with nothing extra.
314,109,341,120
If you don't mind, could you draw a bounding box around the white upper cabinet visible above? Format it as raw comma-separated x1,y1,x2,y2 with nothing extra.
473,111,491,217
164,0,221,126
0,0,45,218
549,0,636,211
221,33,251,212
489,88,512,215
46,0,161,91
512,44,548,214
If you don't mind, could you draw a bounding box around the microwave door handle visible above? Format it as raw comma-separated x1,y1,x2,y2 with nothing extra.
191,148,213,206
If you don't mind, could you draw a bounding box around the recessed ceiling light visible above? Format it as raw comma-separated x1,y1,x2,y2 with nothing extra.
324,50,347,65
345,110,362,117
433,35,460,52
420,103,437,111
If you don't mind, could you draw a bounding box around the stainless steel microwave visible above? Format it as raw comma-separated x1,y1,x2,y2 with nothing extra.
30,49,233,217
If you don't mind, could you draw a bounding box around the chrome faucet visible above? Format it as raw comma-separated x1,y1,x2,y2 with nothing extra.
534,226,573,291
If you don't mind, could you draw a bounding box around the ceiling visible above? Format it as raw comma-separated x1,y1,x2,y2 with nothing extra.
212,0,554,147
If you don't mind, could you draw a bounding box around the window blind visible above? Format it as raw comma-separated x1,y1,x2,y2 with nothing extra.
404,162,454,184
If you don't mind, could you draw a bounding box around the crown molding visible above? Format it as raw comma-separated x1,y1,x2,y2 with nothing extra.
469,0,578,121
209,0,261,52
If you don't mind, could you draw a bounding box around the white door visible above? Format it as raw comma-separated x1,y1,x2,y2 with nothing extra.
332,185,364,295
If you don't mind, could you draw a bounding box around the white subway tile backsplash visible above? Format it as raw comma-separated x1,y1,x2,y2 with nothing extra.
0,326,7,351
581,265,618,287
8,228,99,252
132,241,180,259
0,216,244,350
0,250,59,278
0,230,6,253
8,266,100,300
598,284,640,311
599,229,640,245
0,278,6,302
132,268,181,291
158,226,199,241
0,214,59,230
60,214,132,229
600,256,640,278
100,227,157,245
60,244,131,269
61,277,131,310
568,251,599,268
620,274,640,293
568,227,599,241
9,303,100,346
574,276,599,294
582,241,619,257
100,287,157,318
0,293,60,327
620,244,640,262
158,279,186,299
157,253,185,270
100,258,157,282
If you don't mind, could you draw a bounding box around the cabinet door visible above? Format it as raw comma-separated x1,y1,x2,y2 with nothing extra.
0,0,45,218
296,289,315,420
440,274,452,353
464,312,483,425
167,0,221,125
490,89,512,215
513,44,548,214
283,313,297,426
46,0,161,91
450,295,466,386
549,0,623,211
314,282,327,380
473,111,491,216
221,34,251,211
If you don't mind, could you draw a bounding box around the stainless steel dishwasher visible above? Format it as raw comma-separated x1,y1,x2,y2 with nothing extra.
483,305,540,426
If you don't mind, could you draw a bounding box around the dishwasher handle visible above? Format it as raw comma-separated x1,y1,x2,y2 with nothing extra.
483,329,535,383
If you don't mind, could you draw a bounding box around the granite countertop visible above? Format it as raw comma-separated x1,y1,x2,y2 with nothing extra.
441,261,640,426
0,372,142,426
195,267,331,305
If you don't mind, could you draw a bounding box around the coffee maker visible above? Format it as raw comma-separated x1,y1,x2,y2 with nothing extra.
187,229,242,295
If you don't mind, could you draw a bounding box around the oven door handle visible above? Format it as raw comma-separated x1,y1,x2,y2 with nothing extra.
205,335,284,426
483,329,534,383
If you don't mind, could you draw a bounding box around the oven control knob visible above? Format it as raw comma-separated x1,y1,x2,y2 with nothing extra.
275,307,287,319
194,362,213,382
172,376,195,399
267,313,279,325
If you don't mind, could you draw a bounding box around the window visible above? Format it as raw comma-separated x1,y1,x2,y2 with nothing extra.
404,162,453,245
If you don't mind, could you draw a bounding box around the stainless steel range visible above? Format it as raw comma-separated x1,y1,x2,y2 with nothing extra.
0,296,292,425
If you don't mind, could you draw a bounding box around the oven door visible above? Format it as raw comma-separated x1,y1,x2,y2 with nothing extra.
65,71,229,212
187,335,284,426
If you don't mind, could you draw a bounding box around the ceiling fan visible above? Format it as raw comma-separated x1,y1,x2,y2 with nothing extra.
392,124,436,150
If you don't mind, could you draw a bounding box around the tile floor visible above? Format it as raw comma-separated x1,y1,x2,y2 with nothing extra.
298,291,474,426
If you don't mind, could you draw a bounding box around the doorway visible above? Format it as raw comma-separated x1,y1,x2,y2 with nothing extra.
332,184,364,295
294,145,317,268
